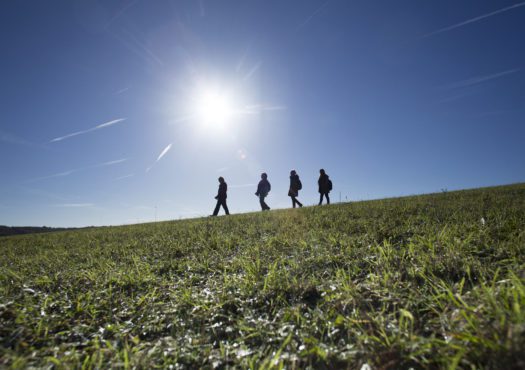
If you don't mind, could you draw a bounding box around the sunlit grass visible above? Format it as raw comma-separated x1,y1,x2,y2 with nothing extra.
1,183,524,368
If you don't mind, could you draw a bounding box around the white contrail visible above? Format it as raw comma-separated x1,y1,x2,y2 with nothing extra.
146,143,173,172
422,2,525,38
94,158,128,167
243,62,262,81
27,158,127,183
54,203,94,208
157,143,172,161
440,69,520,90
104,0,140,29
50,118,126,143
28,170,75,182
114,174,135,181
241,104,287,115
296,0,330,31
113,87,130,95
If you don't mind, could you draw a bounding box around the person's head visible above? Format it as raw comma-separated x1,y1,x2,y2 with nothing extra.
320,169,326,176
261,172,267,179
218,176,224,183
290,170,296,176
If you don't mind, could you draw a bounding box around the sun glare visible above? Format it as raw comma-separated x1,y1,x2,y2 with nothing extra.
195,89,234,129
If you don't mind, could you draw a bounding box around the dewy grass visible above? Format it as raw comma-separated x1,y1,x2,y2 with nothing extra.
1,183,524,369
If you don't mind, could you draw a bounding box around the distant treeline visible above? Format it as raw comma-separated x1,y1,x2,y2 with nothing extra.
0,226,78,237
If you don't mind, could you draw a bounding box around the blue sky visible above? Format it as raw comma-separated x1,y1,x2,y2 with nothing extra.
1,0,524,227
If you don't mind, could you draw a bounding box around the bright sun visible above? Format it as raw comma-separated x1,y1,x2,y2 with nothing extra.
194,89,235,129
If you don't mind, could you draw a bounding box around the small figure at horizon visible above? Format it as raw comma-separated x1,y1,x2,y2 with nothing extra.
288,170,303,208
212,177,230,216
318,169,332,205
255,172,271,211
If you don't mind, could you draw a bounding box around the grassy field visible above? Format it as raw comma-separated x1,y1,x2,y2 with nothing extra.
1,184,524,369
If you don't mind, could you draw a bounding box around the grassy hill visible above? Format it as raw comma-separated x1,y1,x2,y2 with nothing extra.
1,184,524,369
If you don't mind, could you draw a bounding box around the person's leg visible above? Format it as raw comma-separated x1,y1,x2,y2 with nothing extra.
222,200,230,215
259,195,265,211
213,200,221,216
319,193,323,205
297,197,303,207
261,195,270,210
292,196,297,208
326,193,330,204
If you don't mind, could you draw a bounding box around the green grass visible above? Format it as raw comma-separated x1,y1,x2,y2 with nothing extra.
1,183,524,369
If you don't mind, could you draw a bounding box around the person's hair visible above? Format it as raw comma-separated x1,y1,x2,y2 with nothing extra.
261,172,267,179
320,169,326,175
290,170,296,176
218,176,224,182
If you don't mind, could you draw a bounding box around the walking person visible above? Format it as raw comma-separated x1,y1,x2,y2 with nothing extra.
288,170,303,208
255,172,271,211
212,177,229,216
318,169,332,205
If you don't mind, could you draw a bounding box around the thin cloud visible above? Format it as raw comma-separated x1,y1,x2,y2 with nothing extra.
229,183,256,189
236,47,249,72
296,0,330,31
243,62,262,81
28,170,75,183
241,104,287,115
216,167,229,173
0,130,31,146
172,114,195,124
475,109,516,118
54,203,94,208
198,0,205,17
440,69,520,90
104,0,141,29
432,91,477,105
422,2,525,38
261,105,287,111
27,158,127,183
114,174,135,181
113,87,130,95
50,118,126,143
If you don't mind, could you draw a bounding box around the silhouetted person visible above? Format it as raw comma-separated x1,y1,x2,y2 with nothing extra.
212,177,229,216
255,172,271,211
318,169,332,205
288,170,303,208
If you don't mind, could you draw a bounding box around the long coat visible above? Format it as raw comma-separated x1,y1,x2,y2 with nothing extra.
318,174,330,193
217,182,227,200
288,174,301,197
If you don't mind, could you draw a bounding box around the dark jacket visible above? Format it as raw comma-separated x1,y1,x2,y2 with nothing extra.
318,174,330,193
256,179,271,197
217,182,227,200
288,174,301,197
